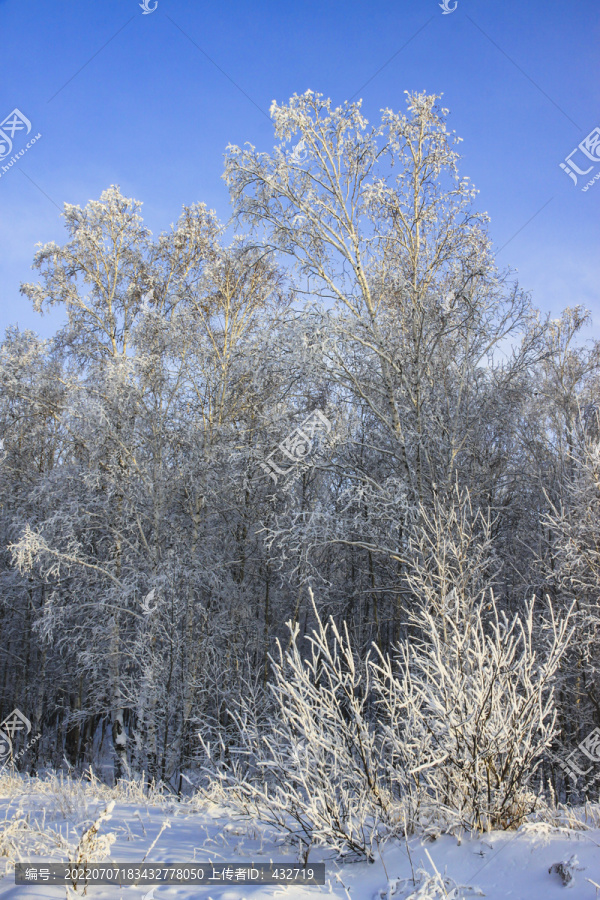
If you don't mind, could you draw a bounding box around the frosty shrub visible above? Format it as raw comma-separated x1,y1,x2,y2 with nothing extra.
209,590,395,862
207,576,574,856
373,591,574,831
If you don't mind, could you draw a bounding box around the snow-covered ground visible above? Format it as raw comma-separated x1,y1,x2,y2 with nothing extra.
1,773,599,900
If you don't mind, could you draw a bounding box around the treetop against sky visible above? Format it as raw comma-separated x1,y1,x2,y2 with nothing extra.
0,0,597,340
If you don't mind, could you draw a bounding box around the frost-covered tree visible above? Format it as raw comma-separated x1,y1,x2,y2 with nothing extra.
0,328,67,770
11,188,293,783
540,394,600,745
0,91,595,833
225,91,545,644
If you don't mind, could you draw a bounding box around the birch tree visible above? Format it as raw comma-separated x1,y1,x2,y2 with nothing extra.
224,91,544,638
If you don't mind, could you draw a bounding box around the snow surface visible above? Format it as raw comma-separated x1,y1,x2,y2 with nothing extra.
1,779,600,900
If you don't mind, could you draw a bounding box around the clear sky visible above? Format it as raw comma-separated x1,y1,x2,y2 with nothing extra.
1,0,598,341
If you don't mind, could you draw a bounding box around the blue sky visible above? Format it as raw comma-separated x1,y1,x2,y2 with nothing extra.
0,0,598,341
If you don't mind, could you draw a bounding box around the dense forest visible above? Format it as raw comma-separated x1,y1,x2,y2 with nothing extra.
1,91,599,857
